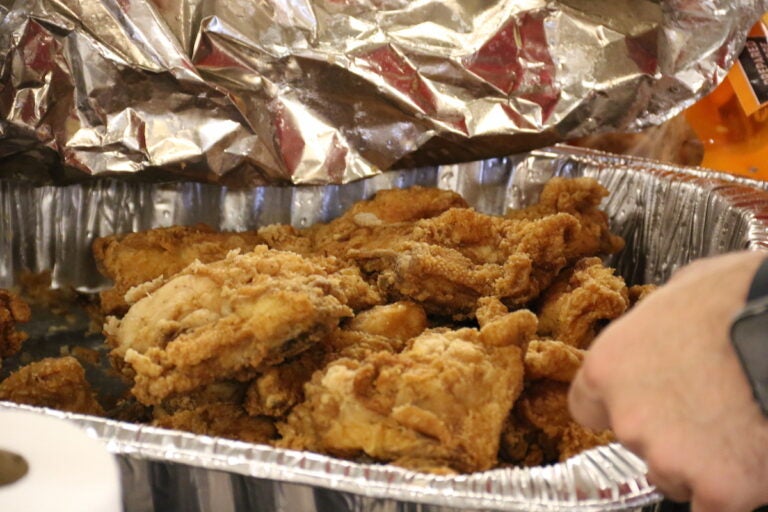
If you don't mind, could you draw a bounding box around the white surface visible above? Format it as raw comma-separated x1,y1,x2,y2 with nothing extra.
0,409,122,512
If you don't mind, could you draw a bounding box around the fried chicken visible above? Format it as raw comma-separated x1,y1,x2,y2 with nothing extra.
243,346,327,418
277,309,537,473
500,381,614,466
93,224,265,316
104,246,378,405
244,301,428,418
524,339,585,382
0,290,31,359
535,257,629,348
152,403,276,444
506,177,625,258
0,356,105,416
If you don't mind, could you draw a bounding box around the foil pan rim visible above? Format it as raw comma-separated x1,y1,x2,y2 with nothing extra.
0,401,663,511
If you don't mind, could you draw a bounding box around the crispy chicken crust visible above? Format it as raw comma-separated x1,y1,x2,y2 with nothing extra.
94,224,264,316
0,290,31,359
0,357,105,416
104,246,378,405
81,178,631,471
277,310,537,473
535,257,630,348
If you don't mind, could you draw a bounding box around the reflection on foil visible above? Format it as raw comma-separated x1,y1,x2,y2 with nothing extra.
0,0,765,185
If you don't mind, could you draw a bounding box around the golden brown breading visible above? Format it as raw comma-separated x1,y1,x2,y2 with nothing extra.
524,339,585,382
244,346,327,418
104,246,374,405
500,381,614,466
535,257,629,348
0,356,104,416
629,283,658,305
0,290,31,359
93,224,265,316
277,310,537,473
152,403,276,444
244,302,428,418
506,177,625,258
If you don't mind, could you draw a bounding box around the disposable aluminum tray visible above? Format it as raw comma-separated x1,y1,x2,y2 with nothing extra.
3,145,768,512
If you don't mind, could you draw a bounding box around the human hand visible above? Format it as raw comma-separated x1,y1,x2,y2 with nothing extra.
568,250,768,512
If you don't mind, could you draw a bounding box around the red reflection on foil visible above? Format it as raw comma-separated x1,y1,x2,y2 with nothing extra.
273,101,304,176
464,12,558,124
356,45,438,115
194,35,246,71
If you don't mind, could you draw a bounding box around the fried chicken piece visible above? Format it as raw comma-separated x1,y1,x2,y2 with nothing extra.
524,339,585,382
0,290,31,359
352,208,595,318
506,177,625,258
155,380,248,416
535,257,629,348
244,302,428,418
629,283,658,305
0,356,105,416
258,187,469,258
500,381,614,466
306,186,470,256
278,309,537,473
93,224,265,316
104,246,374,405
244,346,327,418
152,403,276,444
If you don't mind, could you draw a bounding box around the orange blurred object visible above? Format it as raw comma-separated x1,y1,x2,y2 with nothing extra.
685,15,768,180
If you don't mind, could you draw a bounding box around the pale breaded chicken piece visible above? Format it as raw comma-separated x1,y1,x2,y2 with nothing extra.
104,246,379,405
535,257,629,348
277,309,537,473
0,290,31,359
93,224,265,316
0,356,105,416
506,176,625,258
152,403,276,444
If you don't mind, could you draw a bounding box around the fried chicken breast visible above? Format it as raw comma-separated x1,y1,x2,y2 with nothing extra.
104,246,379,405
277,309,537,473
93,224,265,316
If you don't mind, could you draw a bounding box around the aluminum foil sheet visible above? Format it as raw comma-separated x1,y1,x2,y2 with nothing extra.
0,0,765,186
3,147,768,511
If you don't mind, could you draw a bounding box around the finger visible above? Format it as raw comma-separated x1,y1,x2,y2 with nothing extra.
646,468,692,504
567,369,611,431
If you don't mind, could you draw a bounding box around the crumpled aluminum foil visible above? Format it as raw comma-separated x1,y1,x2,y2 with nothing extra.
0,0,765,186
3,147,768,511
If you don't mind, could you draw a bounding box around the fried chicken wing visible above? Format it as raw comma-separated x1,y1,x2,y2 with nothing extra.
105,246,376,405
535,257,629,348
93,224,265,316
0,356,104,416
277,310,537,473
0,290,31,359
